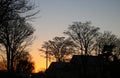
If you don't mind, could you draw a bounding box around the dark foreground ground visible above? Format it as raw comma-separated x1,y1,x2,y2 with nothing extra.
0,71,46,78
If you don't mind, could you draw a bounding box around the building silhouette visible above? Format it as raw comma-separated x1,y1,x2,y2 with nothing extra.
45,55,120,78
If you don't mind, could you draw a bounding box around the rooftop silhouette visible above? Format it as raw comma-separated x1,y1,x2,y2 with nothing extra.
45,55,120,78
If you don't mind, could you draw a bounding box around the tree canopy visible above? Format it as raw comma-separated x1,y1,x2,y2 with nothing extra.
64,21,100,55
41,36,75,62
0,0,36,72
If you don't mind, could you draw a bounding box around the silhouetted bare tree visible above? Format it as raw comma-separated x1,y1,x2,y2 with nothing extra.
41,37,75,62
0,18,34,72
0,0,37,72
64,21,100,55
96,31,120,55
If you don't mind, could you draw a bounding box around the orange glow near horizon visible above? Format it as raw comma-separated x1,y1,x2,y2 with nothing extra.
31,52,46,73
33,57,50,73
30,44,51,73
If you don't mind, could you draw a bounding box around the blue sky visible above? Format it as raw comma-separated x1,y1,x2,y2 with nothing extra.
32,0,120,38
29,0,120,72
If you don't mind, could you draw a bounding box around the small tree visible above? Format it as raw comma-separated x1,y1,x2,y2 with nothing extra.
16,51,34,73
16,60,34,73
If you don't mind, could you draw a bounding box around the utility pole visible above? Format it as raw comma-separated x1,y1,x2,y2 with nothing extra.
46,48,48,69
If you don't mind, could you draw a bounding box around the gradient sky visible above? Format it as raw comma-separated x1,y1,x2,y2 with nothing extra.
29,0,120,72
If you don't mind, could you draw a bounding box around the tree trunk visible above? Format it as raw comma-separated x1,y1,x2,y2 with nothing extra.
6,46,10,72
11,50,14,72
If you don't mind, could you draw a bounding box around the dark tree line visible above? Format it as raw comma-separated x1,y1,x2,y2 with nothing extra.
41,21,120,63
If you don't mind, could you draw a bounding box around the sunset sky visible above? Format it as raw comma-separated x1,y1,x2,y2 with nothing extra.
29,0,120,72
